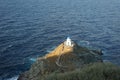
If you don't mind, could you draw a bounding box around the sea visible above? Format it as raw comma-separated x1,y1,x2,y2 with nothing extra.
0,0,120,80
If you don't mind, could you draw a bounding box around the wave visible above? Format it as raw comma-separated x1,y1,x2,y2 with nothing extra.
6,75,18,80
78,40,90,47
29,58,37,62
46,46,56,53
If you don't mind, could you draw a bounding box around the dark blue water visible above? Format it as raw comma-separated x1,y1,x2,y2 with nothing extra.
0,0,120,79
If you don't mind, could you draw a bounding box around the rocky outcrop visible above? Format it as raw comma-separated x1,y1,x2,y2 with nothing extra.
18,40,103,80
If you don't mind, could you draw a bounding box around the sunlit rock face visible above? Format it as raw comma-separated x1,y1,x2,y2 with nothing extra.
18,39,102,80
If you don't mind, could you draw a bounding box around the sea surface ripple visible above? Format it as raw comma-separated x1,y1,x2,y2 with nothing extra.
0,0,120,79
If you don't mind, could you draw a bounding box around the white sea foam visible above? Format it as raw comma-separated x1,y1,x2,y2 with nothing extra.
46,46,56,53
6,75,18,80
78,40,90,46
29,58,37,62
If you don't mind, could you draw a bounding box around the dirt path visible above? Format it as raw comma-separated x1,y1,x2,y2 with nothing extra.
55,44,68,68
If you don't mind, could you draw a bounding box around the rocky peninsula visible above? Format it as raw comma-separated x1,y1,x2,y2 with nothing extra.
18,37,120,80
